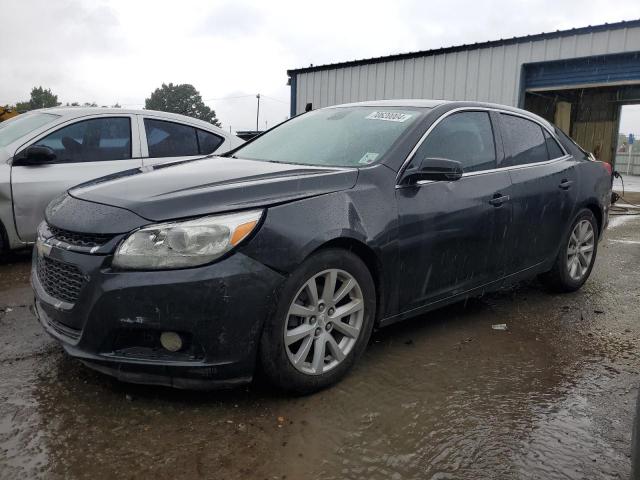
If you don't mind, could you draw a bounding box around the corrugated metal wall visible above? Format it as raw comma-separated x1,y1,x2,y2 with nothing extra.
291,25,640,115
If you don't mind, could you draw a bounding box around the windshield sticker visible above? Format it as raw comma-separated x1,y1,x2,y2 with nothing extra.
365,111,412,122
359,152,379,164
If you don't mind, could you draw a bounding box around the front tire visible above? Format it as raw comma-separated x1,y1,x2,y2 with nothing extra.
540,208,599,292
259,248,376,394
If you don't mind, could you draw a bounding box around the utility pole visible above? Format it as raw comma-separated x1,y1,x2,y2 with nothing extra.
256,93,260,133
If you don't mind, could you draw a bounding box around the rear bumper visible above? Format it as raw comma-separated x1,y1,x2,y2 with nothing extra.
33,246,285,389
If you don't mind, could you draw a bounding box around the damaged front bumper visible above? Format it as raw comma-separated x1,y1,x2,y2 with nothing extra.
32,243,285,389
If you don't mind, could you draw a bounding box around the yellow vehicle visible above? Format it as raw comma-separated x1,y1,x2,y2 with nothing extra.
0,106,19,122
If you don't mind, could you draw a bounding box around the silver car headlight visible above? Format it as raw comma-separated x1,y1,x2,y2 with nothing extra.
112,210,263,270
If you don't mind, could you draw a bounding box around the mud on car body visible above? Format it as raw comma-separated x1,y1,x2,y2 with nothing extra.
33,100,612,393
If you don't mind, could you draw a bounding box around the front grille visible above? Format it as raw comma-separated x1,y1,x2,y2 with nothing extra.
36,256,85,304
49,225,113,248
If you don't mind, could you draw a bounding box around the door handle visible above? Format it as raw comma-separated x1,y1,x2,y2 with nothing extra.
559,179,573,190
489,194,510,207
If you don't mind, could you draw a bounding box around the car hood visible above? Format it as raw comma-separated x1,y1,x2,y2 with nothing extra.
68,156,359,221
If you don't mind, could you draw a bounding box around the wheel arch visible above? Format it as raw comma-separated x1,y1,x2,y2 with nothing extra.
583,202,604,236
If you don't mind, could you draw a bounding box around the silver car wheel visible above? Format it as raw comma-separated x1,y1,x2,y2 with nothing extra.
566,219,595,281
284,269,364,375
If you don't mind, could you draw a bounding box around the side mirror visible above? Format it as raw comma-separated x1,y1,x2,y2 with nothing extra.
402,157,463,184
13,145,57,165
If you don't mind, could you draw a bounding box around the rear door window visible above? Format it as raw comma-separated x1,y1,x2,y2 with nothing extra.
500,114,548,166
144,119,199,157
35,117,131,163
197,129,224,154
413,111,497,172
543,129,565,159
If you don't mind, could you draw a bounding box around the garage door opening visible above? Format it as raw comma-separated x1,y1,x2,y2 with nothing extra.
521,51,640,166
524,84,640,166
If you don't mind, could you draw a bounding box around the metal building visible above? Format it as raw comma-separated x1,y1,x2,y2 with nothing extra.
287,20,640,164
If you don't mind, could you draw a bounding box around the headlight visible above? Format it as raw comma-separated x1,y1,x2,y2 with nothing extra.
112,209,263,270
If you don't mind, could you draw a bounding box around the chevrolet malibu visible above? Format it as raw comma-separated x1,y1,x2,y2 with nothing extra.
33,100,612,393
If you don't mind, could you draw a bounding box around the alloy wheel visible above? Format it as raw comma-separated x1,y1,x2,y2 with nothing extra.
284,269,364,375
566,219,595,281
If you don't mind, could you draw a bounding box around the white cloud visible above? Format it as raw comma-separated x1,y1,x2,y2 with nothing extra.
1,0,639,132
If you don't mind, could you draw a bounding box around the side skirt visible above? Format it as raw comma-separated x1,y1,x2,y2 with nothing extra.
378,262,548,328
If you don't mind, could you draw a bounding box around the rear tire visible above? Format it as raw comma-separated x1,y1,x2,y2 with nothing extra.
259,248,376,394
540,208,599,292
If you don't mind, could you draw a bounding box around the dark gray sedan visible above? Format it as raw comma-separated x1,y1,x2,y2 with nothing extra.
32,100,612,393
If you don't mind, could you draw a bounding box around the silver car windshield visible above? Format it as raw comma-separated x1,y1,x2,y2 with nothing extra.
234,107,425,167
0,112,60,147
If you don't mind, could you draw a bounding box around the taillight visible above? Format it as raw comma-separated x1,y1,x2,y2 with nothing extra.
601,161,612,176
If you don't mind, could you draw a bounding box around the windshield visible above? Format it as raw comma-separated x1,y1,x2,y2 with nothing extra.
0,112,60,148
234,106,424,167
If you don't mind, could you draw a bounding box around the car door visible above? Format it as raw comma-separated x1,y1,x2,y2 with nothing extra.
11,115,141,242
396,109,513,312
498,113,578,275
138,116,225,167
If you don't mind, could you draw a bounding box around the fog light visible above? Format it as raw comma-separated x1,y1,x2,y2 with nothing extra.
160,331,183,352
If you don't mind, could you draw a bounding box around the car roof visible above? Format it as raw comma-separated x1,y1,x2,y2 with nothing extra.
29,107,231,135
330,99,446,109
326,99,553,128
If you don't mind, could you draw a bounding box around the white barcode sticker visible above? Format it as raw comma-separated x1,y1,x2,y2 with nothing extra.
365,111,412,122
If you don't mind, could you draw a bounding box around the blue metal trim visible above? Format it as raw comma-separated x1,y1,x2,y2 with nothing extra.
524,51,640,89
289,74,297,117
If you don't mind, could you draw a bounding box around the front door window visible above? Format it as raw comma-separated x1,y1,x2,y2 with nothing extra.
35,117,132,163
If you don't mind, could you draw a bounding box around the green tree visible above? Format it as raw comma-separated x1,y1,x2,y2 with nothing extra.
16,86,61,111
145,83,220,126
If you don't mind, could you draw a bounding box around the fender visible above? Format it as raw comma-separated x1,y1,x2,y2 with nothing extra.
240,169,401,318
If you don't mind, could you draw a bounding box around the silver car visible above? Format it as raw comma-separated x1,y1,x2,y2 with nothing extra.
0,107,243,252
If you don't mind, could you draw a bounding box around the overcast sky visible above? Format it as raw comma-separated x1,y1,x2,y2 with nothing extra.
1,0,640,133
